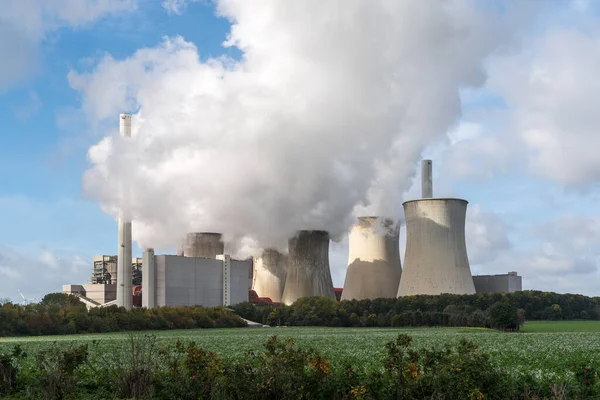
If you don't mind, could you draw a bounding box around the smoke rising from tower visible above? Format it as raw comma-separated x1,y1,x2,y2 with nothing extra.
74,1,522,253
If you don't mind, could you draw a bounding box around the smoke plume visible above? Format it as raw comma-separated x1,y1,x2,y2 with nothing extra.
71,0,521,255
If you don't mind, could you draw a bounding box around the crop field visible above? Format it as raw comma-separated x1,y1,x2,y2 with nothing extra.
1,326,598,383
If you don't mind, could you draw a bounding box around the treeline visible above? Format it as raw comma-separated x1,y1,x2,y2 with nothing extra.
1,332,597,399
0,293,246,337
233,290,600,328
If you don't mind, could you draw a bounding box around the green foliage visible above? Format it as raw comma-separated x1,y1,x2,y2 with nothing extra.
0,328,600,398
0,345,25,396
33,344,89,400
0,302,246,337
489,301,521,331
40,293,84,308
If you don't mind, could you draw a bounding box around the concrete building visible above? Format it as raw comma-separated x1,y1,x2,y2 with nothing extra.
116,113,133,310
184,232,224,258
62,284,116,304
252,249,288,302
341,217,402,300
397,160,476,296
473,272,522,294
147,255,250,307
281,230,336,305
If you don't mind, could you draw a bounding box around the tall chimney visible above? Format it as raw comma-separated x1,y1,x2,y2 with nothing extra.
421,159,433,198
116,113,133,310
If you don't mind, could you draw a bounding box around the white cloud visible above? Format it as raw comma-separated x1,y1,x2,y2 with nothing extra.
0,0,136,92
70,0,528,255
162,0,203,15
0,245,90,303
486,21,600,189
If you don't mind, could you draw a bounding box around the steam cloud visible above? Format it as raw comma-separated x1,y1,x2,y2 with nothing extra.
71,0,520,256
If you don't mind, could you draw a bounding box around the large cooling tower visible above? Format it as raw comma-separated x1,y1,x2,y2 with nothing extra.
341,217,402,300
397,160,475,296
116,113,133,310
183,232,224,259
252,249,288,302
281,230,336,305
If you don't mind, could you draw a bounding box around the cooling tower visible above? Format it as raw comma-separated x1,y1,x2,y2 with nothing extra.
281,230,336,305
252,249,288,302
341,217,402,300
397,160,475,296
183,232,224,258
116,113,133,310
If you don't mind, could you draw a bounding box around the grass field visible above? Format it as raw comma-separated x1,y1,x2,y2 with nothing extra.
521,320,600,332
1,324,599,383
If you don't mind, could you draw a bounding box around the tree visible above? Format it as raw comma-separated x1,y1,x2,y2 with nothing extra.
40,293,83,308
489,301,520,331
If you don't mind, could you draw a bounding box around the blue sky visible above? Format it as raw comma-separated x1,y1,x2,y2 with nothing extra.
2,0,600,301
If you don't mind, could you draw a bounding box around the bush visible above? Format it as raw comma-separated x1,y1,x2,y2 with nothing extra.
489,301,521,331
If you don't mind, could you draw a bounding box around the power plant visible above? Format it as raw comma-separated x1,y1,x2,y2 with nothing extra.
341,217,402,300
281,230,336,305
63,114,522,309
252,249,288,303
397,160,476,296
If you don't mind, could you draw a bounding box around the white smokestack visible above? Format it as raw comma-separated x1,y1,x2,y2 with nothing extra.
116,113,133,310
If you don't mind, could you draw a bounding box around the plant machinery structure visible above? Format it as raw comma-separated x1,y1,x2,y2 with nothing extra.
252,249,288,303
341,216,402,300
281,230,336,305
397,160,476,296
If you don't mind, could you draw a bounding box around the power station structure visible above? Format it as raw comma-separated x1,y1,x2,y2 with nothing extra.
252,249,288,303
116,113,133,310
281,230,336,305
397,160,476,296
61,112,521,309
341,217,402,300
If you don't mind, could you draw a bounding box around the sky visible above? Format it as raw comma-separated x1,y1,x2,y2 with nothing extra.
1,0,600,302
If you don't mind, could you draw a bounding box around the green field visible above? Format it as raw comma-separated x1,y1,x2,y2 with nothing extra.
521,320,600,332
1,324,599,383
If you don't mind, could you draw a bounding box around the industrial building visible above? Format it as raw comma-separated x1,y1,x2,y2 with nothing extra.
341,217,402,301
397,160,476,296
473,272,522,294
61,113,520,310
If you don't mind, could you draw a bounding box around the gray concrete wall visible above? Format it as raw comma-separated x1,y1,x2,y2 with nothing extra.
281,230,336,305
473,274,522,293
398,198,476,296
252,249,288,302
142,249,155,308
231,259,251,305
154,255,248,307
342,217,402,300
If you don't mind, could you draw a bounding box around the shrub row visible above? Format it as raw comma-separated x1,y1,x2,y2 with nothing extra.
0,294,246,337
234,290,599,328
1,333,597,399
